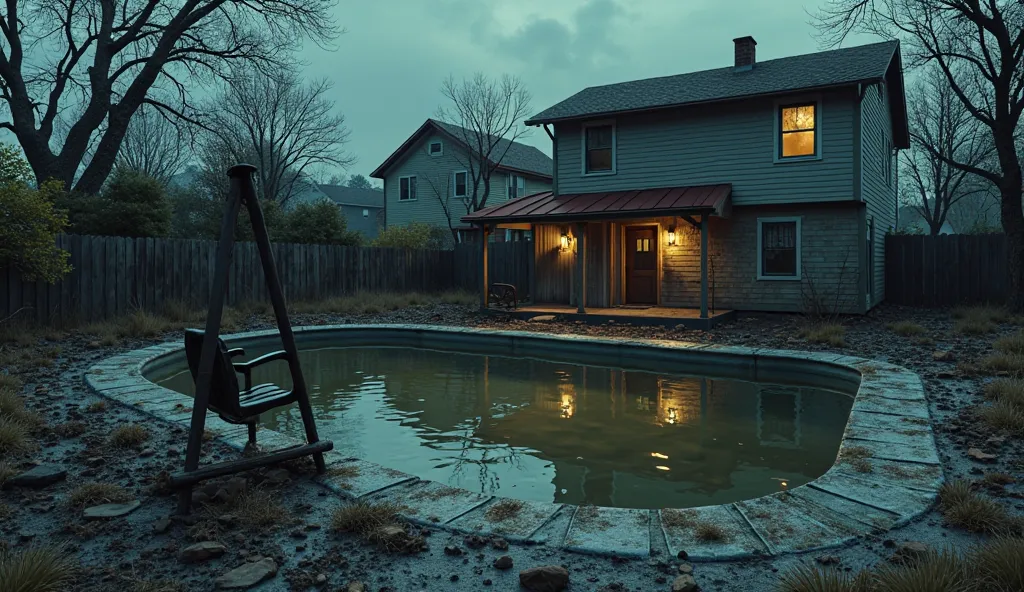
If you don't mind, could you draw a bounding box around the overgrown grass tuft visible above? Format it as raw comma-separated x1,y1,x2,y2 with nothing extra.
798,323,846,347
873,547,968,591
0,461,16,487
108,424,149,448
994,331,1024,355
984,379,1024,407
777,563,872,592
0,416,33,456
53,421,87,438
0,374,22,391
939,480,1022,534
971,536,1024,592
67,483,133,508
979,399,1024,435
981,352,1024,376
232,488,287,531
0,545,77,592
889,321,927,337
0,388,43,429
331,501,402,535
953,306,1007,335
694,522,729,542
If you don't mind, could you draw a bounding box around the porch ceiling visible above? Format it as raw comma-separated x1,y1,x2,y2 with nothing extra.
462,184,731,225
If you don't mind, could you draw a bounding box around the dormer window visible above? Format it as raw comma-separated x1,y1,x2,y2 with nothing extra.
778,103,817,159
429,141,443,156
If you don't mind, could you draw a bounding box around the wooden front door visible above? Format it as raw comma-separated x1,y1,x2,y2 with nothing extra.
625,226,658,304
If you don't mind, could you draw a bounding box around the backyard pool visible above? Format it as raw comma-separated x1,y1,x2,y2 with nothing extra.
154,345,854,509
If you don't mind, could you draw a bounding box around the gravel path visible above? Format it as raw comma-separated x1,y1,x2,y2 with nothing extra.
1,303,1021,591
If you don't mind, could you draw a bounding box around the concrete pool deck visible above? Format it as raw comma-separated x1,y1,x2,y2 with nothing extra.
84,324,942,561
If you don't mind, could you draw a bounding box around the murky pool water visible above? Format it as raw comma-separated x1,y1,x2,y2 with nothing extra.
156,346,853,509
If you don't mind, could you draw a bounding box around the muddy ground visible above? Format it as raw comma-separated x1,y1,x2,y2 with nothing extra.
1,302,1021,591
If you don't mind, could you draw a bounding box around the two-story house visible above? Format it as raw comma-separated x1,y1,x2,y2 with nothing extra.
289,183,385,240
464,37,908,322
371,119,553,243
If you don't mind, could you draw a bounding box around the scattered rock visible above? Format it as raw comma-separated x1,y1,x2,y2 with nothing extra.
346,582,366,592
936,370,955,379
815,555,840,565
491,537,509,551
179,541,227,563
519,565,569,592
892,541,930,564
83,500,141,519
967,448,997,462
678,563,693,574
932,350,955,362
528,315,556,323
215,557,278,589
263,468,290,485
3,465,67,489
444,545,464,556
315,574,327,585
676,550,688,560
464,534,488,549
493,555,513,570
672,574,698,592
153,518,172,534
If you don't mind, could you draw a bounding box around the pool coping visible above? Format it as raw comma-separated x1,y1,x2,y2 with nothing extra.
84,324,942,561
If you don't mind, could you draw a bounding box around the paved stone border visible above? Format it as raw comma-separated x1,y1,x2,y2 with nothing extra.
85,325,942,561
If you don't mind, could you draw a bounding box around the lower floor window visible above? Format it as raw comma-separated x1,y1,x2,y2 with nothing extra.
758,217,801,279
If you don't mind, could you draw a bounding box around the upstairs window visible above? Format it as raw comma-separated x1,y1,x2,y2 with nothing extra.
454,171,468,198
757,217,801,280
583,122,615,174
508,174,525,198
428,141,443,156
362,209,369,217
779,103,817,159
399,176,417,201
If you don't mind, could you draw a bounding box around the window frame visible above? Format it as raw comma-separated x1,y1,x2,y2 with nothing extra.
453,170,468,198
580,119,617,176
507,174,526,199
398,175,417,201
773,98,822,163
756,216,802,280
428,141,443,156
362,208,369,217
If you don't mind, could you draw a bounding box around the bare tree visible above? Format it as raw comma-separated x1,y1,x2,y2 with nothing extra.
900,66,992,235
115,105,191,186
814,1,1024,309
203,68,354,206
0,0,339,194
423,171,458,244
436,73,532,214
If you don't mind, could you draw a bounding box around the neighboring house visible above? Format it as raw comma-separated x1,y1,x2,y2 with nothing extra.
896,206,955,235
289,183,385,240
465,36,908,315
370,119,553,243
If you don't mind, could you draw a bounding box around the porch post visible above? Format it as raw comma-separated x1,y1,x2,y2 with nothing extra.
575,221,586,314
700,215,709,319
479,224,490,312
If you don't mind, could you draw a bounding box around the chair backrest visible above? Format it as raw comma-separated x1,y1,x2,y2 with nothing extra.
183,329,241,416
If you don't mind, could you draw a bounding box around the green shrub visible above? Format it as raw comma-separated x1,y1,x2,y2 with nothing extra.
278,200,362,246
61,169,172,237
371,222,450,250
0,144,33,185
0,178,71,283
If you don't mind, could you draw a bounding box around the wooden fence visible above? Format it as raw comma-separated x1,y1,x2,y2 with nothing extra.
1,235,532,324
885,233,1007,307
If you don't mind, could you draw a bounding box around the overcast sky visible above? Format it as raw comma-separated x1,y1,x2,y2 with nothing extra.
304,0,884,180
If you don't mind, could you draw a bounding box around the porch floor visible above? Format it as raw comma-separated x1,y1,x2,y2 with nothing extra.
498,304,735,330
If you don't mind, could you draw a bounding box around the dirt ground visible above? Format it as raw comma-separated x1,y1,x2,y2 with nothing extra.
0,302,1021,591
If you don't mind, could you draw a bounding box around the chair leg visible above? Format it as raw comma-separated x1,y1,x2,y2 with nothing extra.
247,422,257,445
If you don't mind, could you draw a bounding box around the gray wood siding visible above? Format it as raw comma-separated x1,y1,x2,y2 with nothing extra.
861,83,897,309
534,224,573,303
554,89,857,206
661,205,862,313
384,133,551,230
584,222,611,307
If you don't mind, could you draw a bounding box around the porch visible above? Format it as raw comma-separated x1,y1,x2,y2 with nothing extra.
463,184,733,327
507,304,735,330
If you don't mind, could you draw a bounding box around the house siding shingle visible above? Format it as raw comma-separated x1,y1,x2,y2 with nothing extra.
860,82,897,310
385,133,552,230
554,88,856,206
661,204,862,313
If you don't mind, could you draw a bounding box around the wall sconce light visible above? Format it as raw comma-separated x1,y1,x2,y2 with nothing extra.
560,231,569,251
559,227,573,252
667,226,677,246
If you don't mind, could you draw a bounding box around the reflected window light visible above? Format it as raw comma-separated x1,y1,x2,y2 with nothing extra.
650,452,669,460
655,465,671,471
667,408,678,424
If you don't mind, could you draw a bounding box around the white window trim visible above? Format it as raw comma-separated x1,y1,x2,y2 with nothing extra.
398,175,417,201
428,141,443,156
773,96,823,164
580,119,617,176
756,216,802,281
453,170,468,198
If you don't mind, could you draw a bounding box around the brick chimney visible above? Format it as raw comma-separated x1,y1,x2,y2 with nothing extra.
734,36,757,70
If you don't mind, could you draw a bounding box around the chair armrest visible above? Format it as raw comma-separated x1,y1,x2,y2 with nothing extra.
227,348,246,358
234,350,289,371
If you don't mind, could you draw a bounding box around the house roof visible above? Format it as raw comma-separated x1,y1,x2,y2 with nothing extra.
314,184,384,209
370,119,553,180
462,184,732,225
525,40,909,148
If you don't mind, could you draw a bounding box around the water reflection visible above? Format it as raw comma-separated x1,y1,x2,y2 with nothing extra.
156,346,853,509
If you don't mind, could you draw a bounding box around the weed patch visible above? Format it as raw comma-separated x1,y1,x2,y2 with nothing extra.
889,321,927,337
232,488,287,531
0,545,77,592
108,424,149,448
981,352,1024,376
484,499,524,522
53,421,87,438
939,480,1021,534
0,416,33,455
67,483,132,507
978,399,1024,435
331,501,402,535
798,323,846,347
